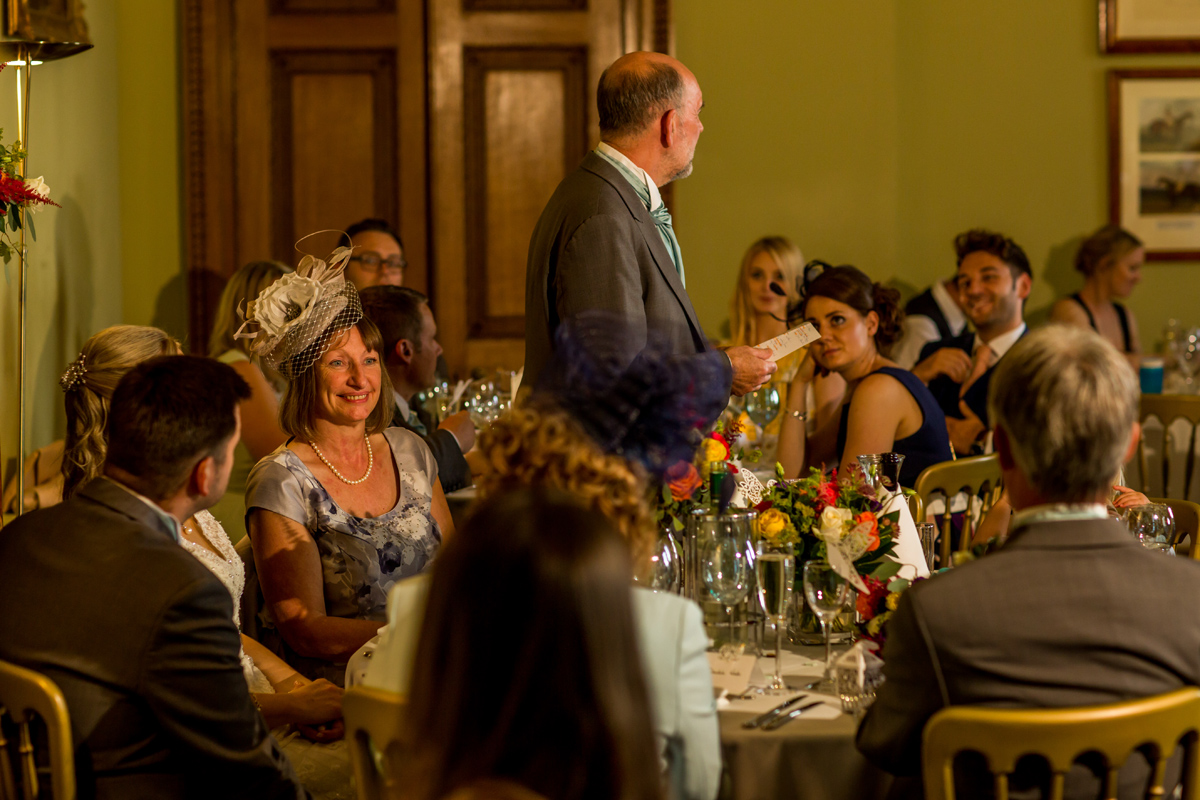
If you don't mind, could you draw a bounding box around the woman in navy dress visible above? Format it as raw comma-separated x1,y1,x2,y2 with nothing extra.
777,265,951,487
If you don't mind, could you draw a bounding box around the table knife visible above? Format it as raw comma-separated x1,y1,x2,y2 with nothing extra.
740,694,810,730
761,700,825,731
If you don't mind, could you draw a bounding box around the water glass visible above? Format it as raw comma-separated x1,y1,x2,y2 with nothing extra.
640,529,682,593
1177,330,1200,393
697,514,755,647
857,454,883,491
755,541,794,692
1125,503,1176,554
802,561,850,694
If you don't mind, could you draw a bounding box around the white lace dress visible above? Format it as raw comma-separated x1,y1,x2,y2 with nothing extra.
183,510,353,800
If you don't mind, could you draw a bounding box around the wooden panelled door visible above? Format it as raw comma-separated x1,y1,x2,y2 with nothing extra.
183,0,670,376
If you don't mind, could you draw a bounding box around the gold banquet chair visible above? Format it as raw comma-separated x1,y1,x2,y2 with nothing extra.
343,686,408,800
1136,394,1200,501
912,454,1003,569
0,659,75,800
922,687,1200,800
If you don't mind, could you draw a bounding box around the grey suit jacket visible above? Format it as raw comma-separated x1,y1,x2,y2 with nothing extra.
857,516,1200,799
0,477,306,800
524,151,732,395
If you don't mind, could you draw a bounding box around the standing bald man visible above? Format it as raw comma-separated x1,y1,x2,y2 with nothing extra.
525,51,774,400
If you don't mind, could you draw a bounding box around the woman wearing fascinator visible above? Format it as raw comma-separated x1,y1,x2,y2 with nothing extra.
244,241,454,687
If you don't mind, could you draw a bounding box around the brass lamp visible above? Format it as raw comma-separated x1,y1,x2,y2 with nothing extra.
6,0,90,518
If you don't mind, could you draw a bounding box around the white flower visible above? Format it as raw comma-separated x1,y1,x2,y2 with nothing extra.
250,273,321,337
817,506,853,542
24,175,49,212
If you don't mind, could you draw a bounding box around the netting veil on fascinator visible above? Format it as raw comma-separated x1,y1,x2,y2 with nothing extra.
235,235,363,379
535,311,730,477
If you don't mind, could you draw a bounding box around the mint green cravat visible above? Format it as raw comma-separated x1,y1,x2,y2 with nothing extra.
595,149,686,287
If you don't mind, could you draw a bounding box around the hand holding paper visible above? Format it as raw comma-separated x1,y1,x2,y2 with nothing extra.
757,322,820,362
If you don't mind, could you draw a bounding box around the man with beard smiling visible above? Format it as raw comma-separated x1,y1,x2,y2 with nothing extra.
913,229,1031,454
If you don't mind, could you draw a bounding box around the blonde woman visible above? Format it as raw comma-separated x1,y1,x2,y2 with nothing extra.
207,260,292,542
1050,225,1144,368
726,237,842,467
61,325,353,798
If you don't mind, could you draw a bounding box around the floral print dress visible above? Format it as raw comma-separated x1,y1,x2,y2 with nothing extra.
246,427,441,684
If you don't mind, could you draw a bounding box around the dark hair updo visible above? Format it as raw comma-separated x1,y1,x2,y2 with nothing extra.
802,265,904,355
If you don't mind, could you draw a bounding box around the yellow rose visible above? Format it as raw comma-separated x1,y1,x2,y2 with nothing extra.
699,437,727,463
886,591,902,611
758,509,788,539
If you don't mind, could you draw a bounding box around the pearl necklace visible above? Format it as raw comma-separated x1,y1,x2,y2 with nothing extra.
309,434,374,485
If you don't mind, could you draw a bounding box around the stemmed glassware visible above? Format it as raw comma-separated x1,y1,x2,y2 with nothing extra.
700,520,754,650
1125,503,1176,554
744,385,781,430
1175,329,1200,393
756,540,794,693
802,561,850,694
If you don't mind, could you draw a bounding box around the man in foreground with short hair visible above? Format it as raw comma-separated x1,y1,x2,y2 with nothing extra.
857,325,1200,799
343,217,405,290
360,285,475,492
525,51,773,402
0,356,307,799
914,229,1031,453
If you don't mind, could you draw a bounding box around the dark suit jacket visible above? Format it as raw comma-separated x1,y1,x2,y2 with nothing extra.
390,402,470,493
857,517,1200,799
919,329,1026,426
523,151,732,396
0,477,306,800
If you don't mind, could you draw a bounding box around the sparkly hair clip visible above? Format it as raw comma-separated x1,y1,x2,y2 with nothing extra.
59,354,87,392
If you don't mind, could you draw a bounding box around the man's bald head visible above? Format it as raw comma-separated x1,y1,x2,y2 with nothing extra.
598,52,689,142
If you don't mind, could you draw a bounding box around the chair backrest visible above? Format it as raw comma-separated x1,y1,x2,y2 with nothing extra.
922,687,1200,800
0,659,75,800
1137,395,1200,500
343,686,408,800
1148,496,1200,561
913,454,1003,568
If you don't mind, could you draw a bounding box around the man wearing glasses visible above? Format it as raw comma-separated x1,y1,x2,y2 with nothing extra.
344,217,406,290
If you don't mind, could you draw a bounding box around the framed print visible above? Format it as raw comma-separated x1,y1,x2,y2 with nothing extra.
1109,69,1200,260
1100,0,1200,53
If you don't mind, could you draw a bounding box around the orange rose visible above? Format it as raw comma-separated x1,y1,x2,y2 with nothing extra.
666,461,702,501
855,511,880,552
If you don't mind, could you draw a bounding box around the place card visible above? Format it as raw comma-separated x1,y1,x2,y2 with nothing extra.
757,322,820,361
707,652,757,696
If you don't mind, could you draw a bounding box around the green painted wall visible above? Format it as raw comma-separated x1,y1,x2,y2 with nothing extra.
675,0,1200,350
1,0,181,487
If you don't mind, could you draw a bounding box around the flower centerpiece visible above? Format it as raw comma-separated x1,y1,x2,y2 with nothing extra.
756,464,903,589
855,575,922,645
654,422,748,533
0,124,58,266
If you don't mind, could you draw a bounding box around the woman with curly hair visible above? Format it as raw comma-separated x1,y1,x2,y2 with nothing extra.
777,266,951,485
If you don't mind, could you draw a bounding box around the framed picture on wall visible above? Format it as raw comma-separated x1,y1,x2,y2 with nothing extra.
1100,0,1200,53
1109,69,1200,260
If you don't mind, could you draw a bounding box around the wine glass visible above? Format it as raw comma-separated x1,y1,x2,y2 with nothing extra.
802,561,850,694
700,521,753,649
1177,330,1200,393
1125,503,1176,554
756,540,794,693
639,530,682,593
744,386,781,430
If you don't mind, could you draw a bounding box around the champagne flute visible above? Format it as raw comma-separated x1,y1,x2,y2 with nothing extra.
700,523,753,649
756,541,794,692
802,561,850,694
